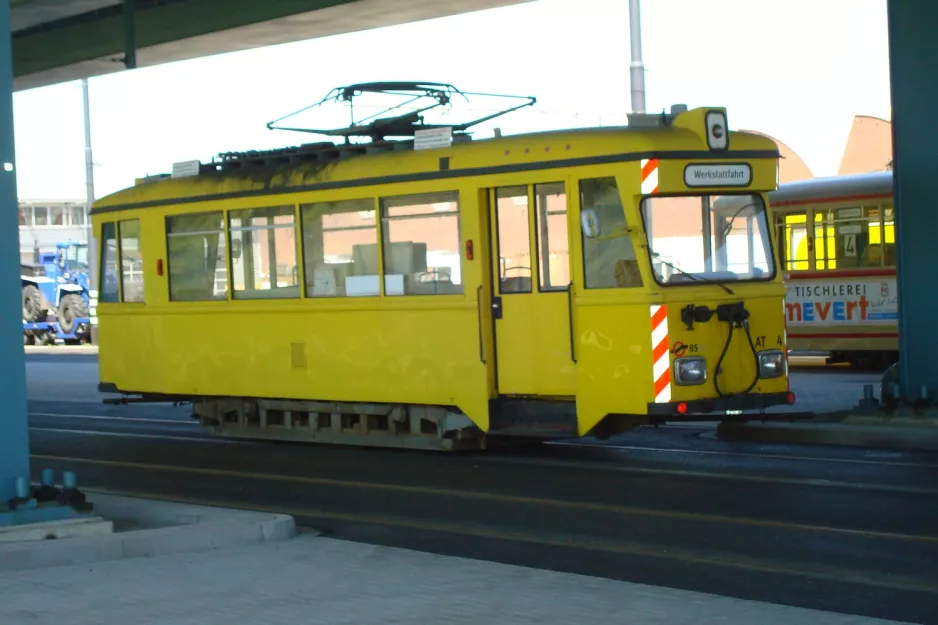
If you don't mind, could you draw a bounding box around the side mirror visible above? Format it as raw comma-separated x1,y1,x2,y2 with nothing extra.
230,238,242,260
581,209,601,238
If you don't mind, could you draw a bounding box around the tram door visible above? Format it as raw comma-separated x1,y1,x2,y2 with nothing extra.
488,183,577,397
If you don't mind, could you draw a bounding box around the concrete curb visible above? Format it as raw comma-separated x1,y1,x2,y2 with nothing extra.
716,417,938,451
23,345,98,355
842,414,938,428
0,491,297,572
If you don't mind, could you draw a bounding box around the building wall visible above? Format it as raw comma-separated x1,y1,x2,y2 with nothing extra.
740,130,815,183
838,115,893,175
18,199,88,263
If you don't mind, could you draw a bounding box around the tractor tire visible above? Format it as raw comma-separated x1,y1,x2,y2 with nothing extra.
57,294,87,335
22,285,43,322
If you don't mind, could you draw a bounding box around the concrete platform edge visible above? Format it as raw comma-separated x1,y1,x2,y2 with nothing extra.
0,491,298,572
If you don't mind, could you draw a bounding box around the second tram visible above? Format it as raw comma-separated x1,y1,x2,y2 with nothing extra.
768,170,897,368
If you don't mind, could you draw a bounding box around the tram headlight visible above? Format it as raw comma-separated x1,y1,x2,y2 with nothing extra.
758,350,787,379
705,110,728,150
674,357,707,385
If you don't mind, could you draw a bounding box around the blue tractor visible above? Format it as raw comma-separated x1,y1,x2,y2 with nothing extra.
21,241,91,344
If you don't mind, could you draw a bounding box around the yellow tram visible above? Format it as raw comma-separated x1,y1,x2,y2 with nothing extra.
93,83,793,450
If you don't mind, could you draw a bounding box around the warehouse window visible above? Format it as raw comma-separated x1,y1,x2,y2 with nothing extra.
33,206,48,226
380,191,462,296
167,212,228,301
229,206,299,299
118,219,144,303
301,198,379,297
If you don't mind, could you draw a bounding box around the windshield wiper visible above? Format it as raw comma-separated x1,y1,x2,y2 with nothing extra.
651,252,735,295
721,202,756,238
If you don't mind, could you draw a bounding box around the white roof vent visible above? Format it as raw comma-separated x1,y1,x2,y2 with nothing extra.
171,160,201,178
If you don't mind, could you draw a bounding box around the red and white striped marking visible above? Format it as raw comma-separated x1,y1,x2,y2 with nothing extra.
641,158,659,195
650,304,671,403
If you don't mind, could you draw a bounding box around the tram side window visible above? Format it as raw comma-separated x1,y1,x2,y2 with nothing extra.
99,222,119,303
301,198,379,297
166,212,228,301
229,206,299,300
815,206,882,269
380,191,463,296
812,211,835,270
579,177,642,289
535,182,569,291
118,219,144,303
778,212,809,271
882,206,896,267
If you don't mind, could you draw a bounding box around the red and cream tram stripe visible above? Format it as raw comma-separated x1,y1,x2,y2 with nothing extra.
641,158,659,195
650,304,671,403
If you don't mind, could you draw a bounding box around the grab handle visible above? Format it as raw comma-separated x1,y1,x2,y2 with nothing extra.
567,282,577,363
477,284,486,364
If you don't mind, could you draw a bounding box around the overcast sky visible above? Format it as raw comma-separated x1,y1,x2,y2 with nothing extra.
10,0,890,201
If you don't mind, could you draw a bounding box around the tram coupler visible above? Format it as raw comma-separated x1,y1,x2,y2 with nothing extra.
680,303,715,330
715,301,750,327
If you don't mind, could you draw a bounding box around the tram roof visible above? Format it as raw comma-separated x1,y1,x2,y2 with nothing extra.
768,170,893,205
91,123,780,215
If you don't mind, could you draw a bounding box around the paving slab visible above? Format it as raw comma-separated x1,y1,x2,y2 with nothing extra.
0,491,296,572
0,532,912,625
0,516,113,543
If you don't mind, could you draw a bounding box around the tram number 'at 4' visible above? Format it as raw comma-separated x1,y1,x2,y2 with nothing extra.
753,336,786,348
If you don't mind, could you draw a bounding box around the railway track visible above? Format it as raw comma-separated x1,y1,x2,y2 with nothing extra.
26,406,938,624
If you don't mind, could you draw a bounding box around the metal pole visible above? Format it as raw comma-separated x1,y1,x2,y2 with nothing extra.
124,0,137,69
0,0,31,506
82,77,98,344
628,0,646,114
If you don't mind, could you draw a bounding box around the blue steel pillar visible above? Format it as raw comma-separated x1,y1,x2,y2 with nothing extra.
887,0,938,404
0,0,30,504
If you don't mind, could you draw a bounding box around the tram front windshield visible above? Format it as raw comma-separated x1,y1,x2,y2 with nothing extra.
641,194,774,285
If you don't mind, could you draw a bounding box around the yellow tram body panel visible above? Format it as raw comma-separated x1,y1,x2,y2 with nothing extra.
92,105,791,446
